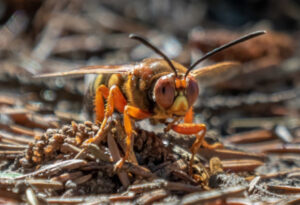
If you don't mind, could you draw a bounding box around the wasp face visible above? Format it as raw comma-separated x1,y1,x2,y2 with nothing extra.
153,73,199,116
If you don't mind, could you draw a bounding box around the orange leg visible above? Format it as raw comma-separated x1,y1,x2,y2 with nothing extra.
94,84,127,123
115,105,151,170
184,107,193,123
85,85,127,145
94,85,109,123
171,110,223,174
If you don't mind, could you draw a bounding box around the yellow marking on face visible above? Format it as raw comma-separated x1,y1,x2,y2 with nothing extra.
169,96,188,115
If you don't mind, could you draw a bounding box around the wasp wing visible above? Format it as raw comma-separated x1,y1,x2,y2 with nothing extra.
190,61,241,86
34,64,135,78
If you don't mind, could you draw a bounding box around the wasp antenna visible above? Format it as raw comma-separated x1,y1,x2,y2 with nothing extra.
129,33,178,77
185,30,267,77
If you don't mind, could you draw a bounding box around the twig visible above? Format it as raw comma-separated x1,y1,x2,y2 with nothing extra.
0,131,34,144
0,143,27,150
51,171,83,182
26,188,40,205
136,188,168,205
219,159,264,172
16,159,87,179
107,132,130,187
129,179,203,193
180,186,246,205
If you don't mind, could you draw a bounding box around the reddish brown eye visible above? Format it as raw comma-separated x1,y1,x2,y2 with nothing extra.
154,76,175,109
186,77,199,106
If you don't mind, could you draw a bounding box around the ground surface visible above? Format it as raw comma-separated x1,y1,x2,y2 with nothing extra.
0,0,299,204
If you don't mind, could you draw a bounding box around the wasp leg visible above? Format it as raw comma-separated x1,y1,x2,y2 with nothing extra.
164,117,180,132
184,107,194,123
171,108,223,174
85,85,127,145
115,105,151,170
94,85,109,123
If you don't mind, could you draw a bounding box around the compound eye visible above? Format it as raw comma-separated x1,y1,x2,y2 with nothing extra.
154,76,175,109
186,77,199,106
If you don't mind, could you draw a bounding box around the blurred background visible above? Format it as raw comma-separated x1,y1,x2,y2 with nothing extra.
0,0,299,137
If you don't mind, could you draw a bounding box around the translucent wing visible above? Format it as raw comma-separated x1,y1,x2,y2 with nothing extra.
34,64,135,78
190,61,241,86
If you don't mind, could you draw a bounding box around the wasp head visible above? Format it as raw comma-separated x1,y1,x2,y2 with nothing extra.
153,73,198,116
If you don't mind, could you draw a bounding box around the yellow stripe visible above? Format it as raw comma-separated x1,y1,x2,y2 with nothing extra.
93,75,103,92
124,74,134,105
108,74,121,88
